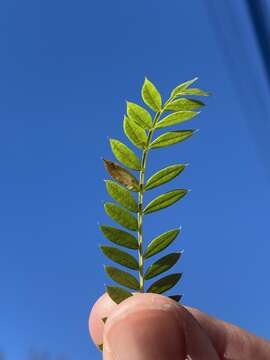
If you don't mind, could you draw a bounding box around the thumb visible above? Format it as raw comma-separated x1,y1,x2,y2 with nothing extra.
102,294,219,360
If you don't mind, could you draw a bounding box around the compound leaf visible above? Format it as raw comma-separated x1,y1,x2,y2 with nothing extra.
141,78,162,112
100,225,138,249
105,180,138,212
156,111,198,128
145,164,186,191
144,228,180,259
104,202,138,231
165,98,204,111
144,189,188,214
110,139,141,171
150,130,195,149
170,77,199,97
123,115,147,149
144,252,182,280
105,265,140,290
106,285,133,304
101,78,210,304
103,159,139,192
100,245,139,270
127,102,152,129
147,273,182,294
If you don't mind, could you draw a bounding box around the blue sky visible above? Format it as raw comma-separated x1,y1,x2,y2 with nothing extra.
1,1,270,359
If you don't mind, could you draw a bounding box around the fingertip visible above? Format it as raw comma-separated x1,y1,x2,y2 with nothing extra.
89,292,178,347
103,293,186,359
88,292,117,346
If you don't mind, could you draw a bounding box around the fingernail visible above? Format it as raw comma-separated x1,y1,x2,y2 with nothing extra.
104,308,185,360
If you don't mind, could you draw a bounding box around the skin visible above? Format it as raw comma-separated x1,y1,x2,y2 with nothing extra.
89,293,270,360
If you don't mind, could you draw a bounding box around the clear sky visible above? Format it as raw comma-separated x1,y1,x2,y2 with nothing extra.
1,1,270,359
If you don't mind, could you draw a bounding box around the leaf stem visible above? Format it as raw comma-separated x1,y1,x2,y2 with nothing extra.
137,98,173,292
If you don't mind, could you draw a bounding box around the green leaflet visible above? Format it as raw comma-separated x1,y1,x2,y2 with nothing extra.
104,202,138,231
103,159,139,192
145,164,186,191
144,229,180,259
123,115,147,149
141,78,162,112
105,180,138,212
144,189,188,215
150,130,195,149
170,77,199,97
169,294,183,302
105,265,140,290
174,88,211,97
106,285,133,304
100,225,138,249
165,98,204,111
100,245,139,270
110,139,141,171
156,111,198,128
147,273,182,294
144,252,182,280
127,102,152,129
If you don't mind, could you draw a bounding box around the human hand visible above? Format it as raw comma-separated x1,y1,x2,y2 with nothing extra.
89,293,270,359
